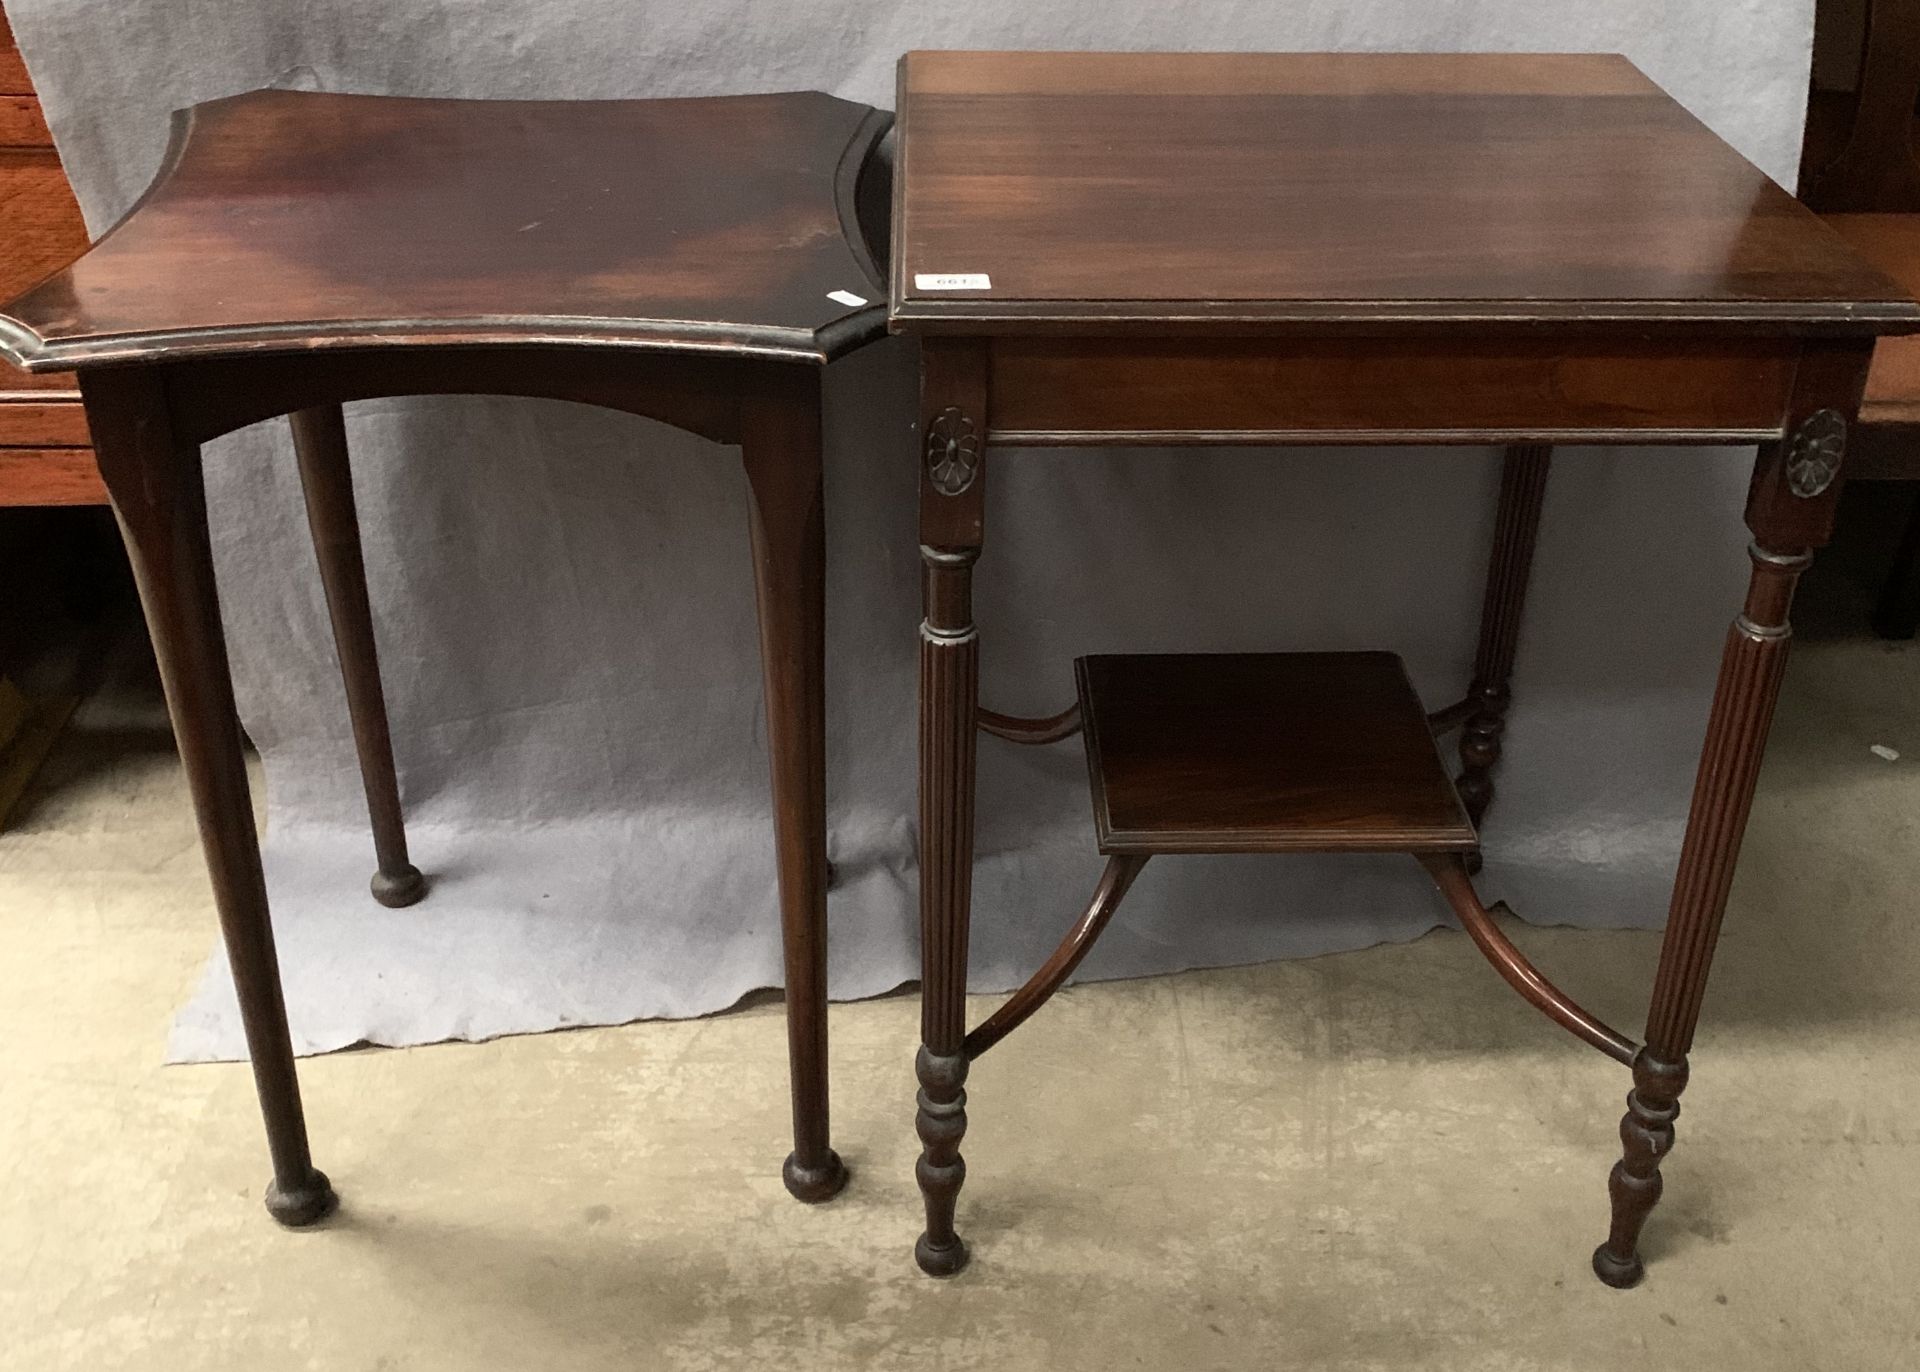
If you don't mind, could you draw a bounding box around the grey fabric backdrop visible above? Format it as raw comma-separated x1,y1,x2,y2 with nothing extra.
6,2,1814,1061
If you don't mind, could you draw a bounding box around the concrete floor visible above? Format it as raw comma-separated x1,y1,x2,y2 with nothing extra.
4,608,1920,1369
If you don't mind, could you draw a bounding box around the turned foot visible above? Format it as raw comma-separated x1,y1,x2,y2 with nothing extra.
915,1231,970,1277
1593,1051,1687,1287
914,1046,969,1276
1591,1242,1645,1289
264,1167,339,1227
370,864,427,908
782,1149,849,1203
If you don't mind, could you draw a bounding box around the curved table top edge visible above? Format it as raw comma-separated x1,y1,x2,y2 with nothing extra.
0,306,890,373
0,91,894,374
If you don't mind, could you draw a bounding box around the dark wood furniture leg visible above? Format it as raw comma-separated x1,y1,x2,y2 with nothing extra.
1594,380,1859,1286
1592,540,1805,1286
84,367,336,1226
1454,443,1552,825
1870,485,1920,637
914,341,987,1277
1592,534,1806,1286
289,404,426,909
741,371,847,1204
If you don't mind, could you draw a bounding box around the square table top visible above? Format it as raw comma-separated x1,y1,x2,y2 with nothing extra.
889,50,1920,337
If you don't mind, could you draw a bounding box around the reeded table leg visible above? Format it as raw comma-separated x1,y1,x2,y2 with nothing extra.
290,404,426,909
914,341,988,1277
741,374,846,1204
1456,443,1552,826
1593,537,1806,1287
1594,375,1862,1286
83,368,336,1226
916,544,978,1276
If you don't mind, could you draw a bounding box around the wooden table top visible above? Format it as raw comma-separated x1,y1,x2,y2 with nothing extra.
890,51,1920,337
0,89,891,370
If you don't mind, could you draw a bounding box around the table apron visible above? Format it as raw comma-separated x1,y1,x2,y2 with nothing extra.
985,337,1797,446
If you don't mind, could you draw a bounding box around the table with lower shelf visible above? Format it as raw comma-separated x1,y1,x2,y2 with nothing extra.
887,49,1920,1285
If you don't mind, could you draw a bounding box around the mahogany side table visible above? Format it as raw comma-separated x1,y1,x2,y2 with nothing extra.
888,50,1920,1285
0,88,892,1221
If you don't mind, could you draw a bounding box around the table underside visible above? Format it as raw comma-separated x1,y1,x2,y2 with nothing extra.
920,328,1846,1058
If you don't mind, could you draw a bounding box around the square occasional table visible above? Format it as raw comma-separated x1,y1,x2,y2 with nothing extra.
887,50,1920,1285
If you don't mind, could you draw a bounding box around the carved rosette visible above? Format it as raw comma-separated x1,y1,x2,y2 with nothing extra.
1785,408,1845,499
926,407,980,497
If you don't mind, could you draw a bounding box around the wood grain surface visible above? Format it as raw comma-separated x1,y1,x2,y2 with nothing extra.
892,50,1919,336
0,89,891,368
1077,652,1478,855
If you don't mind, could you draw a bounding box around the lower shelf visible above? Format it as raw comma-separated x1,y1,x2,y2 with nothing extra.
1076,651,1477,855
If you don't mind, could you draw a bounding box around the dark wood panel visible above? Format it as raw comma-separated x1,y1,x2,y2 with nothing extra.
988,337,1797,444
0,89,892,368
1844,422,1920,480
892,51,1920,335
1820,213,1920,423
1798,0,1920,212
0,446,105,504
1077,652,1477,855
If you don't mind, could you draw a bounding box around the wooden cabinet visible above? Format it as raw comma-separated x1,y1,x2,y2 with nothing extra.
0,2,102,506
0,2,104,831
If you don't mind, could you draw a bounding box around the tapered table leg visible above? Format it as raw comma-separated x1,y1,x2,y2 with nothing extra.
83,368,336,1226
914,341,988,1277
290,404,426,909
1594,376,1864,1285
741,374,846,1204
1457,443,1552,827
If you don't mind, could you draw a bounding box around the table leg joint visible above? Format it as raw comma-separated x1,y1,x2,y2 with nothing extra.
977,703,1083,745
1419,854,1638,1063
1426,697,1475,734
963,854,1148,1059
